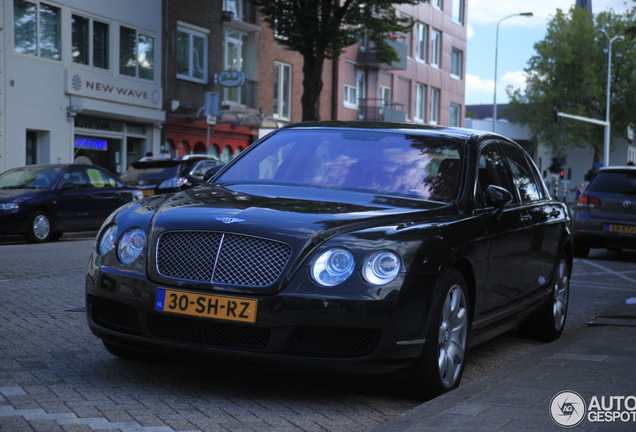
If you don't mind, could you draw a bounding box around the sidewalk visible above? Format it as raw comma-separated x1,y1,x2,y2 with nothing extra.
367,301,636,432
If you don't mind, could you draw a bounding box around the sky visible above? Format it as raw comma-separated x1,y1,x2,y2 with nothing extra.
465,0,633,107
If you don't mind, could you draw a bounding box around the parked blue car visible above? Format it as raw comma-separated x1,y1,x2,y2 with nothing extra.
0,164,142,242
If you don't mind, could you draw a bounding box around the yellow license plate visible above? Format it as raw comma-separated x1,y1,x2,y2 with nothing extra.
606,224,636,235
141,189,155,197
155,288,257,323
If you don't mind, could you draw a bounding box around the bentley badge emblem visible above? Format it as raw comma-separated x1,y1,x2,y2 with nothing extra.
623,200,632,209
216,217,246,224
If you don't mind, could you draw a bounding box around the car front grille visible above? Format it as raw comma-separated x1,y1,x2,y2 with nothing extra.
156,231,292,286
147,313,270,350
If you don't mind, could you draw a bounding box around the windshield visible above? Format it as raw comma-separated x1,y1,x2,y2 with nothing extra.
0,166,63,189
217,129,463,200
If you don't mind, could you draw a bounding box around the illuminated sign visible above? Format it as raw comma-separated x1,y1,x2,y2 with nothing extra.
75,137,108,151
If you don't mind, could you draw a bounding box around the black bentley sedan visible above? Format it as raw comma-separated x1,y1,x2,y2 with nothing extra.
0,164,142,242
86,122,572,399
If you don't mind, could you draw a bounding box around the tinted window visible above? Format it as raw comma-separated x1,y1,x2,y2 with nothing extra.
500,145,543,203
476,144,515,207
217,129,463,200
588,170,636,194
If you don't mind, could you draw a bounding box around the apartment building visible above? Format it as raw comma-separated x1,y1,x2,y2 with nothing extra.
335,0,467,126
1,0,165,174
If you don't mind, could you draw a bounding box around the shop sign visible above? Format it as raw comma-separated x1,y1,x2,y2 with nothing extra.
66,69,162,110
75,137,108,151
218,70,245,87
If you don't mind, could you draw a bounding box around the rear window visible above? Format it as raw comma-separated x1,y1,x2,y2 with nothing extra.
121,163,181,185
588,170,636,195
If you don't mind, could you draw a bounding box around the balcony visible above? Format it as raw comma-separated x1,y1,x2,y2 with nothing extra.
357,37,407,71
358,99,406,122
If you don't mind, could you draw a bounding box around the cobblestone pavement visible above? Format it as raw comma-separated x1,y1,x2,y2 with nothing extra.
1,238,632,431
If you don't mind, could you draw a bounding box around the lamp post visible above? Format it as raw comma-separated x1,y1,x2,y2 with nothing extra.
598,30,624,168
493,12,533,133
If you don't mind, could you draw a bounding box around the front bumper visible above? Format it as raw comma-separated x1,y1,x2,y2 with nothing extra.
85,266,427,375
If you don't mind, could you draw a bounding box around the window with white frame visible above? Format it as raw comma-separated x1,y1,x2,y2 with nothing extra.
14,0,61,60
344,85,357,108
433,0,443,10
72,15,109,69
415,22,427,63
120,26,155,80
450,103,460,127
274,62,291,120
224,0,256,23
431,29,441,68
177,24,208,83
381,86,391,108
451,48,462,79
415,83,426,123
223,29,247,104
452,0,465,25
429,87,440,124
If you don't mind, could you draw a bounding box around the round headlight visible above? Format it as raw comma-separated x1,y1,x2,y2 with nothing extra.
311,248,355,287
97,224,118,255
362,251,401,285
117,228,146,264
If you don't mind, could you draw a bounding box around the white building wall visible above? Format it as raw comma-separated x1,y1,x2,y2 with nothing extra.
1,0,164,174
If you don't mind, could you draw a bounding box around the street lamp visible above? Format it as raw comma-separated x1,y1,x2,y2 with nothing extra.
493,12,533,133
598,29,624,168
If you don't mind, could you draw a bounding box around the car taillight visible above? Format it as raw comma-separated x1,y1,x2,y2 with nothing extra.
577,194,601,208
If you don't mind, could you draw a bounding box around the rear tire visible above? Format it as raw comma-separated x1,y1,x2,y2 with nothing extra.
401,269,469,400
519,254,570,342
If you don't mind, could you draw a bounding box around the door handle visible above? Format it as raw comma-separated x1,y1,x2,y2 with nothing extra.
520,214,532,222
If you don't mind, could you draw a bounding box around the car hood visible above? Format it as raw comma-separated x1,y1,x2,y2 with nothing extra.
147,183,451,240
0,188,41,200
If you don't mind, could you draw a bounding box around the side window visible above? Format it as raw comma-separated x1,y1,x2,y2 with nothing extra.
61,167,89,189
86,168,117,188
500,145,543,203
476,144,515,208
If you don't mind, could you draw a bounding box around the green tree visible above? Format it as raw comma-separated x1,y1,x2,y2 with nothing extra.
248,0,416,121
507,6,636,167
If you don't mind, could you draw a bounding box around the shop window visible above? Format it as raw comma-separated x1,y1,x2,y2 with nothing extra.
14,0,61,61
120,25,155,80
72,14,109,69
274,62,291,120
177,24,208,83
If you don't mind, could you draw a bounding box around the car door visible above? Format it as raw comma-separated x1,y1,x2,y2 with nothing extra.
84,167,132,226
54,167,96,229
474,142,535,320
499,144,566,291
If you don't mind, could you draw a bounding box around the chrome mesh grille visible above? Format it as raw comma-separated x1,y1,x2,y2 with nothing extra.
157,231,292,287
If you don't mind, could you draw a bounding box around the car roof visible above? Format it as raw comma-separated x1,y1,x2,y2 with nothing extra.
279,121,497,142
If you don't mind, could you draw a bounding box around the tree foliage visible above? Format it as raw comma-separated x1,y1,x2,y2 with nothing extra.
248,0,416,121
506,6,636,166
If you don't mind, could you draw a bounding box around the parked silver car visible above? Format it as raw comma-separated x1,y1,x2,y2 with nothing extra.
572,166,636,257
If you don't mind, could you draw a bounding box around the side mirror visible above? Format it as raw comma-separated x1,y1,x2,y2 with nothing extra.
203,165,224,182
60,181,76,191
485,185,513,220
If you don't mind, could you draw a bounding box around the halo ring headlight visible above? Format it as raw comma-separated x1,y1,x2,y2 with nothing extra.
97,224,118,255
312,248,355,287
363,251,401,285
117,228,146,264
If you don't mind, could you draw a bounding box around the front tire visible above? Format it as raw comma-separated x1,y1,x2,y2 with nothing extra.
25,211,57,243
403,269,470,400
520,254,570,341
